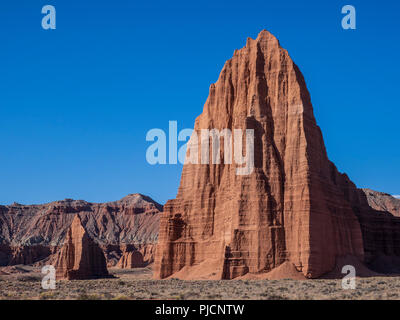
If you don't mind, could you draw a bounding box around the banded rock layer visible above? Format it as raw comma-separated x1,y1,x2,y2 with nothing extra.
155,30,400,279
54,215,109,280
0,194,161,267
361,189,400,217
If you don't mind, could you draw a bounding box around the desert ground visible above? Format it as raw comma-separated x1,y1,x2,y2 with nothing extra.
0,265,399,300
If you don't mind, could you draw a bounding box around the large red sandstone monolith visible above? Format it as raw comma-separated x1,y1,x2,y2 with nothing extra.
154,30,366,280
54,215,109,280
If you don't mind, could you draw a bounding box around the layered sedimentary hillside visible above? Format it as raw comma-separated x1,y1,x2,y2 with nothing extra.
155,30,400,279
0,194,161,266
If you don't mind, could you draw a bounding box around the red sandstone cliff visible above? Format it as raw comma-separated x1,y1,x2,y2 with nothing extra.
154,30,400,279
0,194,161,267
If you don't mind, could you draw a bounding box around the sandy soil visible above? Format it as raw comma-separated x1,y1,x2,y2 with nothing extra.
0,266,399,300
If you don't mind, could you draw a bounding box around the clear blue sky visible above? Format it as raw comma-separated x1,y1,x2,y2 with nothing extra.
0,0,399,205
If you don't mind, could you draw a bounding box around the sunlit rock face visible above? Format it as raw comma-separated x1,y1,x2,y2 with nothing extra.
155,30,400,280
54,215,109,280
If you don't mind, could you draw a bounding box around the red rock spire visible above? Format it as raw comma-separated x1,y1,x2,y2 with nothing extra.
54,215,109,280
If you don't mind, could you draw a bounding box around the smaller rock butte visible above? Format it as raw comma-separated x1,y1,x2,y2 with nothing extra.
54,215,109,280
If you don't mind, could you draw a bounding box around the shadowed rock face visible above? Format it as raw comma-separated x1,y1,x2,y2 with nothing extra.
117,251,145,268
54,215,109,280
154,30,400,280
0,194,161,267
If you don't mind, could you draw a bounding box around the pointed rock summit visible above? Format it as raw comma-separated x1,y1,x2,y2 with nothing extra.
154,30,400,279
54,215,109,280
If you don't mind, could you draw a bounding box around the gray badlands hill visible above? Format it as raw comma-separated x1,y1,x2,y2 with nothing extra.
154,30,400,280
0,194,161,267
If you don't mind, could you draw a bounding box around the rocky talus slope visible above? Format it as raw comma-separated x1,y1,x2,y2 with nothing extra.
0,194,161,267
